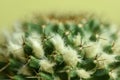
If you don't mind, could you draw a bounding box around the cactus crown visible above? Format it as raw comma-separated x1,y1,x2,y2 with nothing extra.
0,15,120,80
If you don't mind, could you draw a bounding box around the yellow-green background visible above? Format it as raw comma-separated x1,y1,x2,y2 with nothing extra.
0,0,120,30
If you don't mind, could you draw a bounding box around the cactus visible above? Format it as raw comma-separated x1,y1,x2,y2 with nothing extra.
0,15,120,80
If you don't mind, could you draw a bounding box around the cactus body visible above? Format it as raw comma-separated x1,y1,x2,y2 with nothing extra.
0,15,120,80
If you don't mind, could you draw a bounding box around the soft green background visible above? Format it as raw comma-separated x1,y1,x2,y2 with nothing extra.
0,0,120,30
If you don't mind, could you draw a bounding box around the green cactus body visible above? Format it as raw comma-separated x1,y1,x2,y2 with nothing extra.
0,15,120,80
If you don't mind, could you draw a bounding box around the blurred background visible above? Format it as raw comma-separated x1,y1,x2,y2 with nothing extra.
0,0,120,30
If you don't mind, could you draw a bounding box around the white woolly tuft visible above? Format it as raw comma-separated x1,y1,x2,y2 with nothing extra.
99,32,112,47
50,34,65,54
8,41,22,51
109,69,118,79
39,59,55,73
5,29,24,46
73,33,81,46
28,32,44,58
7,41,25,61
76,69,91,79
18,65,32,76
6,30,25,61
85,42,102,58
94,53,116,68
12,32,25,45
62,46,80,67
